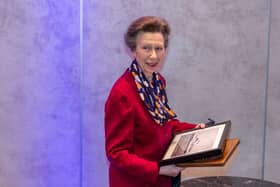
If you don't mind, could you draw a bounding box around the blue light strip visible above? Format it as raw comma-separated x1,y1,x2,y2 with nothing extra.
79,0,84,186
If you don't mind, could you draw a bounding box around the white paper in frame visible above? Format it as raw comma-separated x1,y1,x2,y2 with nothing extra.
163,123,226,160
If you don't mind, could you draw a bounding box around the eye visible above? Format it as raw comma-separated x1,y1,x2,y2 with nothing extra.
142,46,151,51
155,47,164,52
156,47,163,50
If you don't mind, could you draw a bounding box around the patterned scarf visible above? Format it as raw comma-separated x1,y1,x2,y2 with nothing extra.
129,60,177,125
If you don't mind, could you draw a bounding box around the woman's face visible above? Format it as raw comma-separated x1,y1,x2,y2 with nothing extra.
133,32,167,81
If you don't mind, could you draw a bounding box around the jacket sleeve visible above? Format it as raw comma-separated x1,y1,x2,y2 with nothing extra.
168,119,197,133
105,89,159,185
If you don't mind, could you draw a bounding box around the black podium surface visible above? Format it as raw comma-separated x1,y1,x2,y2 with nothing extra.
181,176,280,187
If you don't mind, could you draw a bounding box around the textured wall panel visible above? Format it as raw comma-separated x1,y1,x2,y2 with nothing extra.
0,1,80,187
166,0,268,179
83,2,128,187
265,0,280,183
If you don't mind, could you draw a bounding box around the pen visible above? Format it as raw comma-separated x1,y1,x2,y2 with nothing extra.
206,118,215,126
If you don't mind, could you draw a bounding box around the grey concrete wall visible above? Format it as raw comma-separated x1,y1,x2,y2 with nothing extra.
0,1,81,187
0,0,279,187
265,0,280,183
168,0,268,180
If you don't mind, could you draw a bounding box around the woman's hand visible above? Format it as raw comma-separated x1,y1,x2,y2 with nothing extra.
195,123,206,129
159,164,184,177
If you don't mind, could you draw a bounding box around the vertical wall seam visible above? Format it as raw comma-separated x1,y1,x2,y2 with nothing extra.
79,0,84,186
262,0,272,180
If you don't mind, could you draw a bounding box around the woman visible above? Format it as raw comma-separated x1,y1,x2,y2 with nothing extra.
105,16,205,187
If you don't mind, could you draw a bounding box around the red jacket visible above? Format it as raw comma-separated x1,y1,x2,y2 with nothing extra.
105,70,196,187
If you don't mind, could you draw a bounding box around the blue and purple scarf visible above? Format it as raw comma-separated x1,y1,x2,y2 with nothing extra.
129,60,177,125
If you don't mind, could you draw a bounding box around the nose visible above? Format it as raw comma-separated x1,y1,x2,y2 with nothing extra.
150,49,158,58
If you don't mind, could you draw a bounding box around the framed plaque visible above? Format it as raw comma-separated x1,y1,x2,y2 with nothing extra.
159,120,231,166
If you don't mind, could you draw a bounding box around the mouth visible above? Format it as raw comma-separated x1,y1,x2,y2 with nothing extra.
146,62,158,67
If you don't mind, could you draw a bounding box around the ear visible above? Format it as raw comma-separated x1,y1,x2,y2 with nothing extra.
124,45,136,59
132,50,136,58
127,50,136,59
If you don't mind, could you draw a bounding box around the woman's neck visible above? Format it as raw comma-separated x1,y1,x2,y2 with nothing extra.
146,75,152,83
